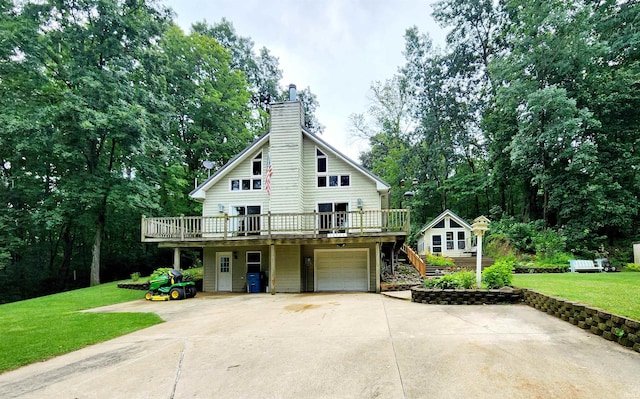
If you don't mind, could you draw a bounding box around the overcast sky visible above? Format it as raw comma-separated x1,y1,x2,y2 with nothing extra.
163,0,447,160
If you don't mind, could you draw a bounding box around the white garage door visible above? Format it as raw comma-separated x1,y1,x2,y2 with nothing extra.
315,249,369,291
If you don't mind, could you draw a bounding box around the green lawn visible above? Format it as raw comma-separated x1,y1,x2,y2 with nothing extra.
513,272,640,321
0,282,163,373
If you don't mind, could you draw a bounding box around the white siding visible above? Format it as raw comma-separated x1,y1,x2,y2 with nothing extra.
202,145,270,217
269,102,304,215
302,139,381,212
203,248,216,292
275,245,300,292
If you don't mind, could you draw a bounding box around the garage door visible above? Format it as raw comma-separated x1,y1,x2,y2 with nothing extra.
315,249,369,291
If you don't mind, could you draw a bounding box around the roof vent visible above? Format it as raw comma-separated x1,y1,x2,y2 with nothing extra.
288,84,297,101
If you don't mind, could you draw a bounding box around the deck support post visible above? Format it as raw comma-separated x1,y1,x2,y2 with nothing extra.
173,247,181,270
270,244,276,295
375,242,381,293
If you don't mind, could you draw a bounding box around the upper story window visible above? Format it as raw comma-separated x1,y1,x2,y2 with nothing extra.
316,147,350,188
252,152,262,176
230,151,263,192
317,148,327,173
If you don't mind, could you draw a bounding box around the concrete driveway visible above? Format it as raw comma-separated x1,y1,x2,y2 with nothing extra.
1,293,639,399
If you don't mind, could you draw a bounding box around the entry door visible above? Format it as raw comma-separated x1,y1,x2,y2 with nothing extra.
216,252,232,291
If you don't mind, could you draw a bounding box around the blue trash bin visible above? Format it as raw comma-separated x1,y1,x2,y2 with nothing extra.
246,273,262,293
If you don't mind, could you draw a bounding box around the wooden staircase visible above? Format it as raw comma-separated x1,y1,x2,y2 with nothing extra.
400,244,494,277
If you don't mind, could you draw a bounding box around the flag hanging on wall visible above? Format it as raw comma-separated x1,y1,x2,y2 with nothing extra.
265,152,273,196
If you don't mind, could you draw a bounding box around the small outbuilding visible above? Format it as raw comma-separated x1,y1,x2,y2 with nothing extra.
416,209,473,258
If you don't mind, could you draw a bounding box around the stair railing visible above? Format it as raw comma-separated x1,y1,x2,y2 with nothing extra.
402,243,426,277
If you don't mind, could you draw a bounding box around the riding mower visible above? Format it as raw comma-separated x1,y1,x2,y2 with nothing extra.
144,269,197,301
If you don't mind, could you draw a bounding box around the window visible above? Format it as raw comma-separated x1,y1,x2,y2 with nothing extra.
317,148,327,173
432,235,442,253
230,152,264,192
252,152,262,176
234,205,261,236
434,220,445,228
318,202,348,233
247,252,261,273
220,257,230,273
457,232,466,250
446,232,455,250
450,219,462,228
318,175,350,188
329,175,338,187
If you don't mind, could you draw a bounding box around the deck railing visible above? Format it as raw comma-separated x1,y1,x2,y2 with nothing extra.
141,209,410,242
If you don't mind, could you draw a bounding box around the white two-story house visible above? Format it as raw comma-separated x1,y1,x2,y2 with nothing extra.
141,85,409,293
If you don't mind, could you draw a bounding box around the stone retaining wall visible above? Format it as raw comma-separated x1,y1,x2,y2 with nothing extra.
411,287,523,305
381,283,419,292
523,290,640,353
513,267,567,274
117,282,149,290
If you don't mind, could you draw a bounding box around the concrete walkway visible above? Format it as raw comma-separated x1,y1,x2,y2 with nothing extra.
1,293,639,398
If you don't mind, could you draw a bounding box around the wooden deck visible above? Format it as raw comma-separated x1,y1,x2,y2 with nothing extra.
141,209,410,243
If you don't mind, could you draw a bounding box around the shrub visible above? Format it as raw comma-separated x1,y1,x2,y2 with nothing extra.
626,263,640,272
423,271,477,289
453,271,476,289
486,234,516,259
533,229,567,259
425,252,455,267
148,267,173,280
130,272,141,282
482,257,516,288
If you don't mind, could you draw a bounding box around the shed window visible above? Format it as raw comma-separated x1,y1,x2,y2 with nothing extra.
450,219,462,228
434,220,445,228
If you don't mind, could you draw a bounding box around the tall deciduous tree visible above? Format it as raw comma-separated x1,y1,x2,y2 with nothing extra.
3,0,172,286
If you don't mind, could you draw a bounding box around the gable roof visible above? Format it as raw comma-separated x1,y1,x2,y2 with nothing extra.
419,209,472,234
189,127,389,201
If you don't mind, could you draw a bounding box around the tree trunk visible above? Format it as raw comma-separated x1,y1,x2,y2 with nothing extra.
90,217,104,286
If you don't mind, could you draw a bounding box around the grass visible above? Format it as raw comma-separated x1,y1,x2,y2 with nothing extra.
513,272,640,321
0,281,163,373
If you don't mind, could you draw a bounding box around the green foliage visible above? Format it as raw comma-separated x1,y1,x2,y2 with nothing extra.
149,267,174,280
130,272,141,282
182,267,203,281
482,257,515,288
425,252,455,267
533,229,567,259
625,263,640,272
0,282,162,372
424,270,476,289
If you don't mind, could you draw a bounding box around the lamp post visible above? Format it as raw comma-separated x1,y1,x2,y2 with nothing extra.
471,216,490,288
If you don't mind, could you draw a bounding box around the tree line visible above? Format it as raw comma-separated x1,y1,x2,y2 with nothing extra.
354,0,639,260
0,0,320,302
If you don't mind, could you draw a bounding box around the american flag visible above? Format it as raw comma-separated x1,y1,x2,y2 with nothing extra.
265,153,273,196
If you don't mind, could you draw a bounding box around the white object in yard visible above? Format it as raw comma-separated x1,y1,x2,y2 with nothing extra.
569,260,602,273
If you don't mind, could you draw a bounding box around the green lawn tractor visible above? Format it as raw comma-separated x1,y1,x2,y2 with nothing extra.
144,269,197,301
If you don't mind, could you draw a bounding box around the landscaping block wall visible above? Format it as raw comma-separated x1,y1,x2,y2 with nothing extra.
411,288,523,305
523,290,640,353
